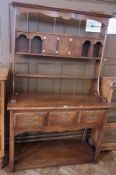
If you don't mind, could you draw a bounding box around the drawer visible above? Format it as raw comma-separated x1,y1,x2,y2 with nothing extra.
79,110,106,126
14,112,47,128
48,111,79,127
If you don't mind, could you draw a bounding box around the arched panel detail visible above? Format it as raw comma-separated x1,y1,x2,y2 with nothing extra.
31,36,42,53
81,40,91,57
92,42,102,58
16,34,29,52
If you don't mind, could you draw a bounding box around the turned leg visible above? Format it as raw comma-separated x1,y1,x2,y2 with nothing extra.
90,127,104,163
94,127,104,162
9,111,15,172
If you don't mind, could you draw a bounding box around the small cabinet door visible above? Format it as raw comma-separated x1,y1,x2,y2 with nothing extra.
57,36,70,56
42,34,57,55
70,38,81,57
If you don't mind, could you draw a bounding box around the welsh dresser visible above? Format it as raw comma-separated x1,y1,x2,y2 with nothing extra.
8,2,115,172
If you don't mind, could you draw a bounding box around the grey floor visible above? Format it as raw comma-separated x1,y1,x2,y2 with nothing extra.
1,151,116,175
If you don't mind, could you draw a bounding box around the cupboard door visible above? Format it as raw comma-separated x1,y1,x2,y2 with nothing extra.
57,36,70,56
70,38,81,57
42,34,57,55
48,111,78,127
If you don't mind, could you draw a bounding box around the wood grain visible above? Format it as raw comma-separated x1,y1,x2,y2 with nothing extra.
14,139,94,171
7,93,116,110
0,68,8,81
0,68,8,168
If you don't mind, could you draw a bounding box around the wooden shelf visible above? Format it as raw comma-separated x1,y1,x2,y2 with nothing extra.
16,52,101,61
15,73,97,80
15,139,94,171
16,30,104,41
8,93,114,111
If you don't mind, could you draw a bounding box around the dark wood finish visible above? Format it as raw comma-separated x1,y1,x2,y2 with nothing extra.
8,93,116,110
48,111,78,127
57,36,70,56
16,30,104,40
14,112,47,134
16,51,101,60
43,35,57,55
9,111,15,172
12,3,110,98
15,112,47,128
70,38,81,57
15,31,104,60
9,2,113,172
8,93,116,171
14,139,94,171
79,110,106,128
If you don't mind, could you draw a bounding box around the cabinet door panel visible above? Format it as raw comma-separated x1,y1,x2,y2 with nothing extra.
70,38,81,57
58,36,70,56
43,35,57,55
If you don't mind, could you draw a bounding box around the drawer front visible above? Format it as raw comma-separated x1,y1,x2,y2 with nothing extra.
15,112,47,128
79,110,106,126
48,111,78,127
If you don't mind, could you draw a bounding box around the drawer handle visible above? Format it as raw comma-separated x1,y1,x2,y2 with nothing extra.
88,116,97,121
27,119,35,123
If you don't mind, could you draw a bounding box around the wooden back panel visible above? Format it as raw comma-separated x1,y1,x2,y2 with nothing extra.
14,60,95,94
